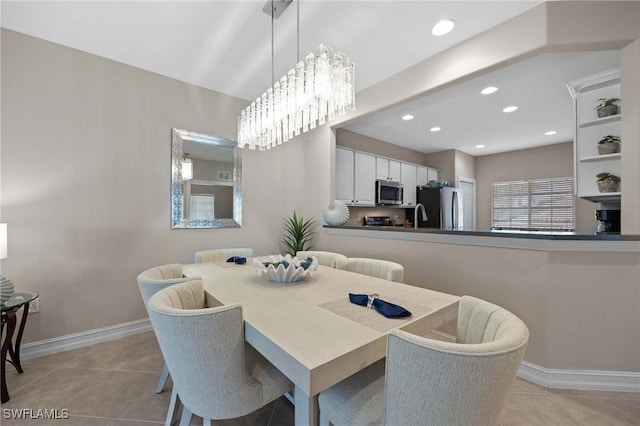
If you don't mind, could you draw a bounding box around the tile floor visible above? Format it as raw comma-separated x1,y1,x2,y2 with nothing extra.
1,331,638,425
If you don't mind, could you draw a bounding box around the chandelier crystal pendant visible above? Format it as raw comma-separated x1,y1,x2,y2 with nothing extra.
237,2,355,150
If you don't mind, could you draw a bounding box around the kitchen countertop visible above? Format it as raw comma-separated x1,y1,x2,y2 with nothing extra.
329,224,640,241
323,225,640,252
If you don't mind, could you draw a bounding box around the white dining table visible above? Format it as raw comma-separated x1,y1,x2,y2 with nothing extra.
183,260,460,426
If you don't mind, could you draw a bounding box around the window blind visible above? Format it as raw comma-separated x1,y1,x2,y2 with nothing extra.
492,177,575,230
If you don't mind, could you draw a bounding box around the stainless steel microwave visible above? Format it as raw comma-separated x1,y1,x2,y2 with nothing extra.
376,179,403,205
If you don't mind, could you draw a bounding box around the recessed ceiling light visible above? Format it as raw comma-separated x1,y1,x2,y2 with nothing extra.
431,20,455,36
430,127,441,132
503,106,518,113
475,144,486,149
544,130,557,136
402,114,414,121
481,86,499,95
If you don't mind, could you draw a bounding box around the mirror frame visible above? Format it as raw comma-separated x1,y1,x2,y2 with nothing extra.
171,128,242,229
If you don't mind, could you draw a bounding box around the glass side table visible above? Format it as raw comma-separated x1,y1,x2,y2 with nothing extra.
1,292,39,403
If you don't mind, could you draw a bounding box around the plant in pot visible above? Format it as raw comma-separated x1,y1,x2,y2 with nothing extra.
281,211,316,256
596,172,621,193
597,135,621,155
594,98,620,118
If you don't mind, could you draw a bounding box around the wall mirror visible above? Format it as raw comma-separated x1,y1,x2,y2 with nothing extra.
171,128,242,229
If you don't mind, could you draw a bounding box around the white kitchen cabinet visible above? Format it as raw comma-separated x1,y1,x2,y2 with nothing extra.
400,163,417,206
416,166,428,186
417,166,439,186
335,147,355,204
568,68,621,202
376,157,401,181
354,152,376,205
427,168,439,184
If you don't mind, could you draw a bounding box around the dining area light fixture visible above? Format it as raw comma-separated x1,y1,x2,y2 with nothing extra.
237,0,355,151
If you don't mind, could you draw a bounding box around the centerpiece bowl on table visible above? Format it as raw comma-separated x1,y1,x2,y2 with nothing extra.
253,254,319,283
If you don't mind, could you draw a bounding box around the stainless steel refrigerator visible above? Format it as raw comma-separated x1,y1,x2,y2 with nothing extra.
415,187,464,230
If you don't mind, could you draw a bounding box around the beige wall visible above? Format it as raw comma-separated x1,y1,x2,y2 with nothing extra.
475,142,596,232
315,232,640,371
0,29,312,342
423,149,477,185
423,150,455,183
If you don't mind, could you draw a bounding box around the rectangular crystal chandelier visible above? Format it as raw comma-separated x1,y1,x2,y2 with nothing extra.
237,44,355,150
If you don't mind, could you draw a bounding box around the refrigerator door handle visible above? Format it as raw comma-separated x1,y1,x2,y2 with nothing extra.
452,190,457,230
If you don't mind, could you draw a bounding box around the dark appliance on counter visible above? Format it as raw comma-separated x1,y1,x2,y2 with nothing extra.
415,186,464,230
363,216,392,226
595,209,620,234
375,179,403,205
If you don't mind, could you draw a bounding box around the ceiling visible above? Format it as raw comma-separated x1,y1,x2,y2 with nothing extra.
344,50,620,156
2,1,620,156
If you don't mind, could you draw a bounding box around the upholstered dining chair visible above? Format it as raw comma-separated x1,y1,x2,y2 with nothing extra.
318,296,529,426
333,258,404,283
194,248,254,263
137,263,191,395
147,279,293,426
296,250,347,268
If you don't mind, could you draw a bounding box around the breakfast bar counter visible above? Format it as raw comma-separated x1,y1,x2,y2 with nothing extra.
324,225,640,252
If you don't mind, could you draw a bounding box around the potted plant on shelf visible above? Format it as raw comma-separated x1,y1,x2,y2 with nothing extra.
596,172,621,193
597,135,621,155
594,98,620,118
281,211,316,256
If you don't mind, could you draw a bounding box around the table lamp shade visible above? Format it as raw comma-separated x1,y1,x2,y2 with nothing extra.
0,223,7,260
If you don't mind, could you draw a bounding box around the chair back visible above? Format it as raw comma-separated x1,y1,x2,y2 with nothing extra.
137,263,189,305
194,248,254,263
296,250,346,268
384,296,529,426
147,280,263,420
334,258,404,283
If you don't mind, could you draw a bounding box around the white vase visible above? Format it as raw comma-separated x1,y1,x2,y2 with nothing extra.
323,200,350,226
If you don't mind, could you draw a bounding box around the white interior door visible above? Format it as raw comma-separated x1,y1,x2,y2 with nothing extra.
458,176,477,230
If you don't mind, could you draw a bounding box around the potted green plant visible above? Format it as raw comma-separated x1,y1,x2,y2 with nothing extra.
597,135,621,155
594,98,620,118
281,211,316,256
596,172,621,193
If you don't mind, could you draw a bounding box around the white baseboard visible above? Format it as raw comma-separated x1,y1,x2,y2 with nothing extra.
518,360,640,393
20,321,639,393
20,318,152,360
428,331,638,393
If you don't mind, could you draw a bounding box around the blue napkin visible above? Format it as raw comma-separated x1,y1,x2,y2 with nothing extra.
349,293,412,318
226,256,247,264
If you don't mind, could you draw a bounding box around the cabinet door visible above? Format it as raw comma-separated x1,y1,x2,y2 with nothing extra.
389,160,401,181
416,166,429,186
354,152,376,206
401,163,417,206
427,168,439,183
335,147,354,204
376,157,389,180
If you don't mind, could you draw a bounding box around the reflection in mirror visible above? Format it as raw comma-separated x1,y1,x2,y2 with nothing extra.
171,128,242,229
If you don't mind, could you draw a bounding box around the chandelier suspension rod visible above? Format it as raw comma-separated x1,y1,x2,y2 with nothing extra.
296,0,300,63
271,0,275,87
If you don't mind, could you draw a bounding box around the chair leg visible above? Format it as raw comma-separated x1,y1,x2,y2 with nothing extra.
156,362,170,393
179,405,192,426
165,388,179,426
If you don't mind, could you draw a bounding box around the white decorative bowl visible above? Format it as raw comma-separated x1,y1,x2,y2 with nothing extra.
253,254,318,283
323,200,350,226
